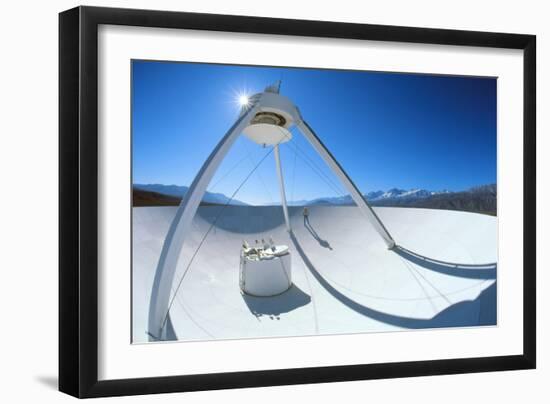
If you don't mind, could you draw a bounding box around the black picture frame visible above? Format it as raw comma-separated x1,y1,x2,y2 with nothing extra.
59,5,536,398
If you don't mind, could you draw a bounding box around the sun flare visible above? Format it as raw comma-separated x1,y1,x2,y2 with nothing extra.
238,94,250,106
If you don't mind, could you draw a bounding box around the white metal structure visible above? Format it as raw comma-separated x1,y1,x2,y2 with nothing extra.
148,83,396,340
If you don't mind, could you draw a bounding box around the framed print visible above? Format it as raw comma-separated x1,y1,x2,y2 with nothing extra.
59,6,536,398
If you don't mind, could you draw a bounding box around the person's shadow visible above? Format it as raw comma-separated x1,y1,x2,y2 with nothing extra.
303,215,333,250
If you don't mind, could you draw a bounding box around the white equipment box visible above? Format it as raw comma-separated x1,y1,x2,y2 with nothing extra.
239,243,292,297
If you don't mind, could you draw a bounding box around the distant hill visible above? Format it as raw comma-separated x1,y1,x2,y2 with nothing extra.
133,184,248,207
133,189,182,207
132,188,239,207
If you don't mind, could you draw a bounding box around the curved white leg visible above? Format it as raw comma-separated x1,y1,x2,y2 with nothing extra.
296,119,396,249
274,144,291,232
148,107,258,340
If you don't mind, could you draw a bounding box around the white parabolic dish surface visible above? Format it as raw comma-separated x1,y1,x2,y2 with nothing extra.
132,206,497,343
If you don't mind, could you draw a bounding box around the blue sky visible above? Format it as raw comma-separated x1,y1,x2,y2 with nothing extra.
132,60,496,205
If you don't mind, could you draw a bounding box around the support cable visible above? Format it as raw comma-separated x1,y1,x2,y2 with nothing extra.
209,151,251,190
160,146,277,333
286,138,348,199
290,135,298,204
243,140,276,205
285,134,348,198
288,140,346,197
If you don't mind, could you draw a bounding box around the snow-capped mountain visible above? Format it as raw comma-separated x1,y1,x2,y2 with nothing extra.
288,185,496,215
369,188,450,201
289,187,449,206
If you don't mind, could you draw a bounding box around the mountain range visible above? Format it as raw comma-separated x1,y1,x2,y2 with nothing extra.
369,184,496,215
288,188,452,206
133,183,496,215
292,184,496,215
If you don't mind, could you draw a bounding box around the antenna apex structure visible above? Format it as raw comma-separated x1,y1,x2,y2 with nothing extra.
264,80,282,94
241,82,297,146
